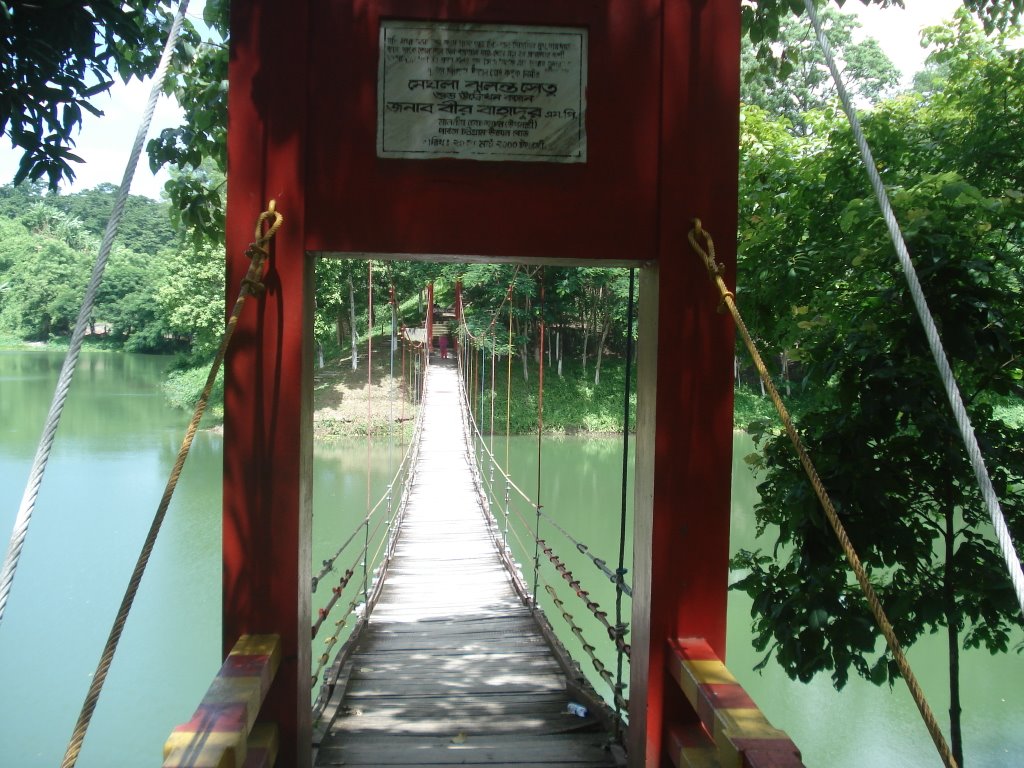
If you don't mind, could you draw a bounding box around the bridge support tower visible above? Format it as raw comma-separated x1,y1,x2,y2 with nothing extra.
225,2,740,766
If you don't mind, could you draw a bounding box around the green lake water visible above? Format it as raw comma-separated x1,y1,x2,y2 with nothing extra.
0,349,1020,766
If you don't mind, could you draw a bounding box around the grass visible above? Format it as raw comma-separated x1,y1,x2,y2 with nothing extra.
475,353,637,435
990,395,1024,430
162,364,225,424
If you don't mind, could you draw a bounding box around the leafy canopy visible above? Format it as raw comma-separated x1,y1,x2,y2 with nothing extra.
0,1,198,188
734,12,1024,765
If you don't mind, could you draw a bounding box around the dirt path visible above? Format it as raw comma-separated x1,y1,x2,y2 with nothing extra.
314,345,421,440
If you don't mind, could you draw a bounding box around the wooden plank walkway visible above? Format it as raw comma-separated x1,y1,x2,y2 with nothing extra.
314,361,618,767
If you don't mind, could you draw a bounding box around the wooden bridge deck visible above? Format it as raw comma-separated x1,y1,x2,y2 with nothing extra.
314,361,618,767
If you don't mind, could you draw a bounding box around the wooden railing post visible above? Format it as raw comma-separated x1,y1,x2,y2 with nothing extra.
664,638,804,768
163,635,282,768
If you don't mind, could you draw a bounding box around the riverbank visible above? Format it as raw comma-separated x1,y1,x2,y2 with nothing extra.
9,336,1022,435
311,342,638,439
313,348,417,441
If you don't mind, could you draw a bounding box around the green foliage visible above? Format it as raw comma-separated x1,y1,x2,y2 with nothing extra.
156,237,225,362
741,1,1021,114
735,15,1024,764
162,362,224,422
97,246,175,352
740,7,899,133
0,215,89,339
0,185,178,352
146,3,228,241
0,1,199,187
48,183,176,254
470,352,637,436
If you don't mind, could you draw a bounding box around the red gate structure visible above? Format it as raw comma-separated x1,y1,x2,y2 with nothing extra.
224,2,741,766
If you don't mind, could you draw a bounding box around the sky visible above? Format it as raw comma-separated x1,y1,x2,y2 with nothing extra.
0,0,966,201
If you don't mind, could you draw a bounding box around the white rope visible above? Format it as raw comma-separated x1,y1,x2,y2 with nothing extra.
0,0,192,629
803,0,1024,620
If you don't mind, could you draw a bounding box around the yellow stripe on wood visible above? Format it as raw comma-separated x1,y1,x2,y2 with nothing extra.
666,723,722,768
667,643,737,711
711,708,790,768
242,723,279,768
163,634,281,768
667,639,804,768
164,731,245,768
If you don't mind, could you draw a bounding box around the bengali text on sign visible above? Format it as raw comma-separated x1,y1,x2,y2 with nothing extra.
377,21,587,163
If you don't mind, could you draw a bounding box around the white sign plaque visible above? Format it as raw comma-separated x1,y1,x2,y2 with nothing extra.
377,21,587,163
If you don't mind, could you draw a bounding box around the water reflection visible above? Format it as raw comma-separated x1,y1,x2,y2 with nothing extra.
0,350,1019,767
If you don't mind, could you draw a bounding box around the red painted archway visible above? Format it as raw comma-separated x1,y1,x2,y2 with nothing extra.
224,2,740,766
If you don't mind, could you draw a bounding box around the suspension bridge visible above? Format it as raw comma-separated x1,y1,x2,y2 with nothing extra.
156,326,802,768
313,360,620,767
3,1,1022,766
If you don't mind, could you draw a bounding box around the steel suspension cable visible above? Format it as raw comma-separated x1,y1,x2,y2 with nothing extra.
313,402,424,691
364,261,374,604
0,0,192,630
506,287,515,471
60,202,281,768
466,405,634,597
532,272,546,605
614,268,636,722
479,345,486,447
489,336,497,509
690,220,958,768
313,425,420,591
456,321,630,707
803,0,1024,624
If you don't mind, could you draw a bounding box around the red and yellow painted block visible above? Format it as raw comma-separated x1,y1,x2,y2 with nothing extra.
667,638,803,768
241,724,279,768
666,721,724,768
163,634,281,768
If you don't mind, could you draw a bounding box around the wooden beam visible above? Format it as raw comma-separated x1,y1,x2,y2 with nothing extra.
164,635,282,768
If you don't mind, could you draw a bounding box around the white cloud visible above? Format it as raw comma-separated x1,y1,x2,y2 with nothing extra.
845,0,963,84
0,77,183,201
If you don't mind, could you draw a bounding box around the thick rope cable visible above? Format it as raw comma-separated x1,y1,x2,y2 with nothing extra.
465,400,634,597
0,0,192,630
803,0,1024,623
60,203,282,768
689,221,957,768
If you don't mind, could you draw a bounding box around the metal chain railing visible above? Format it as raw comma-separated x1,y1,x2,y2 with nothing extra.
309,399,425,720
310,399,425,705
456,325,631,720
544,579,629,714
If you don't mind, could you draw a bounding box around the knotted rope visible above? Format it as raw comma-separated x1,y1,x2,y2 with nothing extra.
689,220,957,768
60,203,282,768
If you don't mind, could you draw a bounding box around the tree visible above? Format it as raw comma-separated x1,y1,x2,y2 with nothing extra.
145,0,228,241
732,15,1024,767
0,0,193,187
740,7,899,133
0,217,89,339
97,245,174,352
155,237,225,361
742,0,1021,98
49,183,176,256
